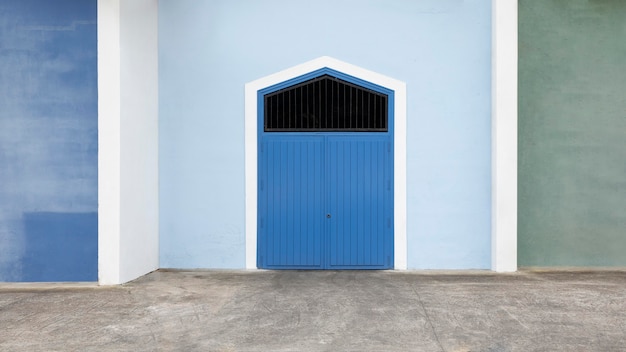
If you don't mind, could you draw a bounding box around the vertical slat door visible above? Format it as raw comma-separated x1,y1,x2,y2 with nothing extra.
258,136,325,268
259,72,393,269
327,135,393,268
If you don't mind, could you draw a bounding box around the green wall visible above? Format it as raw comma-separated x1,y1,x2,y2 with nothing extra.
519,0,626,266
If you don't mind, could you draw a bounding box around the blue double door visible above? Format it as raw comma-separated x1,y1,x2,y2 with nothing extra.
258,134,393,269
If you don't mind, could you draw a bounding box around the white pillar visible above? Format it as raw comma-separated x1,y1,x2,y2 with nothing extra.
98,0,160,284
491,0,518,272
98,0,122,285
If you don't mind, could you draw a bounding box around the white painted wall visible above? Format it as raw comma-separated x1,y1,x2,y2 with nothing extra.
98,0,159,285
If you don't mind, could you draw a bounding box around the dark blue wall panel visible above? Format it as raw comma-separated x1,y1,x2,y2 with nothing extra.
22,212,97,282
0,1,98,281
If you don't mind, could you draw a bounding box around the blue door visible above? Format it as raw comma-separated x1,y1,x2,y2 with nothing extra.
327,136,392,268
257,70,394,269
259,136,326,268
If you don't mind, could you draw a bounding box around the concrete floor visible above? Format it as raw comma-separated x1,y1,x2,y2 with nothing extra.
1,270,625,351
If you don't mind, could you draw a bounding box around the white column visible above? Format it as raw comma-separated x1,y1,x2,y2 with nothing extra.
492,0,518,272
98,0,122,285
98,0,160,284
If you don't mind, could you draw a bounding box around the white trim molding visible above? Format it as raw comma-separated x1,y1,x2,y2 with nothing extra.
492,0,518,272
245,56,407,270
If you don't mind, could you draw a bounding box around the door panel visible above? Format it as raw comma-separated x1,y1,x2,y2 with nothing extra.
327,136,392,268
259,136,325,268
258,134,392,269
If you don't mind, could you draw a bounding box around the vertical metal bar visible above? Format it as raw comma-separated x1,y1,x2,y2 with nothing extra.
379,95,383,130
349,86,352,129
317,80,321,130
359,89,363,129
376,95,379,130
334,80,338,129
270,95,278,128
309,83,313,129
281,91,286,129
271,95,278,128
361,90,365,129
382,97,389,129
291,91,294,130
299,86,303,130
281,92,285,129
324,78,328,129
330,80,334,129
289,89,298,129
302,84,311,129
271,95,275,130
376,95,380,130
317,80,320,130
367,92,371,130
381,95,384,130
376,97,385,128
273,95,277,129
342,82,346,129
373,95,378,129
289,89,296,129
355,88,359,129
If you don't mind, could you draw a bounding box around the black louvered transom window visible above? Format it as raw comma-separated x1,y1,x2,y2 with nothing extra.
264,75,388,132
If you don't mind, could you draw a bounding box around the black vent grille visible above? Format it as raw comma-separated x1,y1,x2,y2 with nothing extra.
264,75,388,132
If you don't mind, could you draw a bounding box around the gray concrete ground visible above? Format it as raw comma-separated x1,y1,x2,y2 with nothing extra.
1,270,625,352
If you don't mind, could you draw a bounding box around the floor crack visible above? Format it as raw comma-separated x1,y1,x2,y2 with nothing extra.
412,286,445,352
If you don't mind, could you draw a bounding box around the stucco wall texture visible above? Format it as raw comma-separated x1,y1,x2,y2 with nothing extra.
158,0,493,269
0,0,98,281
519,0,626,266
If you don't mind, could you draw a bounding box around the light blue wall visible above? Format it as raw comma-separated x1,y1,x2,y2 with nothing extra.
0,1,98,281
159,0,492,269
